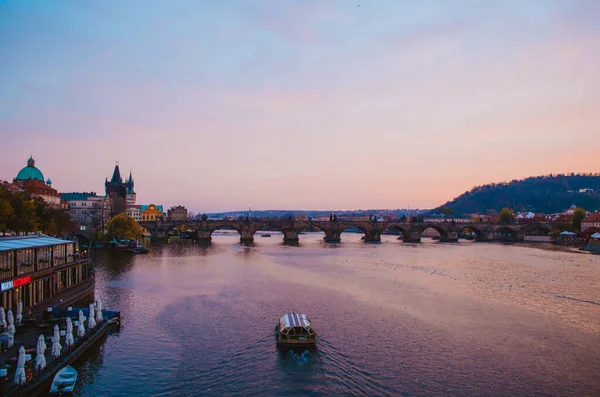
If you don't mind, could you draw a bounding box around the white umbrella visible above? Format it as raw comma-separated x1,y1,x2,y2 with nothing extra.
0,306,6,328
16,301,23,324
88,304,96,329
7,311,15,348
51,325,62,358
77,310,85,337
96,299,103,323
65,317,74,347
7,309,14,327
35,334,47,371
14,346,26,385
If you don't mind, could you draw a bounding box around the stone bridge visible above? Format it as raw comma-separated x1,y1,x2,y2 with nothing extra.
139,219,556,244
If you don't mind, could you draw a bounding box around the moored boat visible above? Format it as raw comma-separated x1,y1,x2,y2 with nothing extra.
130,245,149,254
275,313,316,348
49,365,77,394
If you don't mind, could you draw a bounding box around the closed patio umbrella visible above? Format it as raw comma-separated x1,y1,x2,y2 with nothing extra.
88,303,96,329
7,310,15,348
96,299,103,323
35,334,46,371
7,309,14,327
16,301,23,324
51,325,62,358
0,306,6,328
65,317,74,347
14,346,26,385
77,310,85,337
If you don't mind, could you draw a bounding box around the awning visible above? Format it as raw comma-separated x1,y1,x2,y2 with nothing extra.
0,234,73,252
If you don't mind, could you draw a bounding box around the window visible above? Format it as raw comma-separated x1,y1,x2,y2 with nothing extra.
80,225,87,231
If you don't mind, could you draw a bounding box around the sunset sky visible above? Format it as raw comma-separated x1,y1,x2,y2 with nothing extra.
1,1,599,213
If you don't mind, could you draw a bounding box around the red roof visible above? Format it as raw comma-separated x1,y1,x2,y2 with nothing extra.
583,212,600,222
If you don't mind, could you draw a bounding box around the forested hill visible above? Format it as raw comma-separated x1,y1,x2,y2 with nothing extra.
435,174,600,214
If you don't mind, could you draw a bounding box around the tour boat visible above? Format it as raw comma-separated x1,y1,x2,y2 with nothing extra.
275,313,317,348
49,365,77,394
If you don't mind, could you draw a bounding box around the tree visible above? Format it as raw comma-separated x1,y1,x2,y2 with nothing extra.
439,206,455,215
0,189,15,235
499,207,515,225
6,191,37,233
572,207,586,231
105,213,142,241
50,208,73,236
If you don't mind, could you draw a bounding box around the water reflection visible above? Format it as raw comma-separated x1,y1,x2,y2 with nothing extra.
75,238,600,396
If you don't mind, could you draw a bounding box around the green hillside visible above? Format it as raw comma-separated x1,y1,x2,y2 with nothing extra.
435,174,600,214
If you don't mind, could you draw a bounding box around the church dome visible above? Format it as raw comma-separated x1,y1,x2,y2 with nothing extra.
15,157,45,182
46,179,52,186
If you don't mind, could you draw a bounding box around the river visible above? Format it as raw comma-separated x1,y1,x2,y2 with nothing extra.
74,232,600,396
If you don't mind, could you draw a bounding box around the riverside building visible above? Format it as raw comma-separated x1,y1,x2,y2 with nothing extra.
0,234,93,312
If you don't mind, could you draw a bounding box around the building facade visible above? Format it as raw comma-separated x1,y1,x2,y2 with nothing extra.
141,204,163,222
582,212,600,232
60,192,111,234
167,206,188,221
13,157,62,208
0,234,94,312
105,164,136,216
126,206,142,222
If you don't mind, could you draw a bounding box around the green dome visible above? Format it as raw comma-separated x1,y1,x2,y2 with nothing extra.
15,157,45,181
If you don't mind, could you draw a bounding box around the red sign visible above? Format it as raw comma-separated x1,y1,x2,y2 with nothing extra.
13,276,31,288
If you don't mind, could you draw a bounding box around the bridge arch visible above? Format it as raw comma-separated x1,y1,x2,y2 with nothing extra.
521,223,552,236
339,223,370,236
297,222,327,234
209,224,242,237
494,226,517,241
382,223,410,238
457,224,482,240
418,223,448,240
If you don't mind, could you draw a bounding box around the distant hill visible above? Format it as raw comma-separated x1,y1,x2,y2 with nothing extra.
435,174,600,214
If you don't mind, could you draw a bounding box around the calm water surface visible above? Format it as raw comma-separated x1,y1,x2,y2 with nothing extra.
73,233,600,396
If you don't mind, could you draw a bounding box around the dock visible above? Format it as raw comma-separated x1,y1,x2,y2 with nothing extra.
0,307,120,396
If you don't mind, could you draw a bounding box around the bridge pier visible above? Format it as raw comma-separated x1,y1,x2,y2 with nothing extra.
323,230,341,243
363,230,381,243
475,229,494,242
240,229,255,244
197,230,212,243
282,229,299,243
403,230,421,243
440,231,459,243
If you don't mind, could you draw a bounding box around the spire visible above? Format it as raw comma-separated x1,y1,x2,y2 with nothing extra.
126,168,135,193
110,164,122,184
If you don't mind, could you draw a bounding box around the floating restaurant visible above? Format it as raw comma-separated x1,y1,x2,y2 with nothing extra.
0,234,94,313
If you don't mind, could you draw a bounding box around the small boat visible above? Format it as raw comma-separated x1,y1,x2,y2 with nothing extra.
130,246,149,254
261,234,272,237
49,365,77,394
275,313,316,348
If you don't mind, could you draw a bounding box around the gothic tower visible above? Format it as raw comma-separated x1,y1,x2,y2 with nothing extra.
105,163,127,215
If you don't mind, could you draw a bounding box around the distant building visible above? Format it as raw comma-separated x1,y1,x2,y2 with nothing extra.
167,206,188,221
125,170,136,208
563,205,578,216
60,192,111,234
582,212,600,232
141,204,163,222
0,180,25,194
126,206,142,222
105,164,136,216
13,157,62,208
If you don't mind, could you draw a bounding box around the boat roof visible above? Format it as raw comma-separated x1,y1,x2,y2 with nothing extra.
280,313,311,329
0,234,73,252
